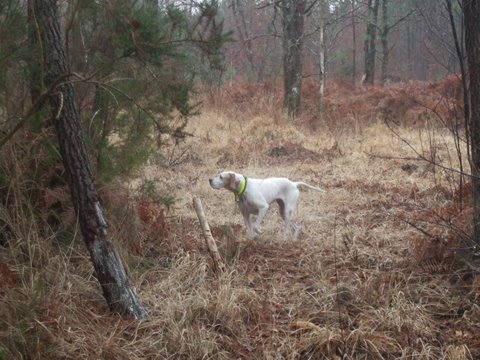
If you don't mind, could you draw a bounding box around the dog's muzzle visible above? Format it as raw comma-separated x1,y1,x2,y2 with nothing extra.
209,177,223,189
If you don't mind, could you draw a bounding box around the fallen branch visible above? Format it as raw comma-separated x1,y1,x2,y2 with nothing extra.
193,197,225,272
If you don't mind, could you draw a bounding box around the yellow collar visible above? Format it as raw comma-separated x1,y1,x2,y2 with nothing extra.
235,176,247,201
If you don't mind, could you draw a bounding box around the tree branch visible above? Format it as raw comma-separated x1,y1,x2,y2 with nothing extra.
0,72,74,149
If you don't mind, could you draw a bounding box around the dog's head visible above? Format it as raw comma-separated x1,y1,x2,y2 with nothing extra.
209,171,241,192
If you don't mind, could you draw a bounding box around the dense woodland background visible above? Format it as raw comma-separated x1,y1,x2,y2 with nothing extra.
223,0,460,82
1,0,480,359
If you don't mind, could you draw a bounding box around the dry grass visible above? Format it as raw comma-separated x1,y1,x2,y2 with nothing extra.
1,79,480,359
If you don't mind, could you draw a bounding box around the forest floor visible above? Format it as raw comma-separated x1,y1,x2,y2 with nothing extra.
1,79,480,359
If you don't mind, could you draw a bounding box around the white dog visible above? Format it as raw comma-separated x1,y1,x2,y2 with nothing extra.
209,171,323,239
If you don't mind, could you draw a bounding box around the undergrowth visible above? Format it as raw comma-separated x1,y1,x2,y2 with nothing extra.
1,77,479,359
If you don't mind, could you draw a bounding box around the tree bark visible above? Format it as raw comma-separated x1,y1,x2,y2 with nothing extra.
281,0,306,117
464,0,480,245
363,0,379,85
34,0,148,319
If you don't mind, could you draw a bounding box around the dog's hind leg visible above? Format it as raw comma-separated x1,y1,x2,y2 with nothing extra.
277,200,290,239
291,222,300,240
279,202,300,239
283,190,300,239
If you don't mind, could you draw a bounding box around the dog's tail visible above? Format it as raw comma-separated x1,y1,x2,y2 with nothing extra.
295,182,324,192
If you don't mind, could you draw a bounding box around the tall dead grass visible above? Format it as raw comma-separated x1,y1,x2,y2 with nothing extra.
1,77,479,359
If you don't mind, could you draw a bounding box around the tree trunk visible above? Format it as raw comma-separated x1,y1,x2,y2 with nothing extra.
351,0,357,85
34,0,148,319
232,0,256,81
380,0,389,83
317,0,327,113
407,18,412,77
446,0,469,207
281,0,306,117
464,0,480,245
257,8,276,81
363,0,379,85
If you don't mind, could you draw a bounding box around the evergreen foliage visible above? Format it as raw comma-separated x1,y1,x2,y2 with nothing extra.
66,0,231,182
0,0,230,242
0,0,230,178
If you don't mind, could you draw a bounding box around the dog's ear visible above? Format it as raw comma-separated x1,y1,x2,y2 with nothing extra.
228,173,237,191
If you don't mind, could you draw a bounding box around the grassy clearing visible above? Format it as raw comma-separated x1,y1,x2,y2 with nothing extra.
1,79,479,359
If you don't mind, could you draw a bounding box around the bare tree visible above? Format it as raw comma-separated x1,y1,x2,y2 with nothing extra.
33,0,148,319
279,0,307,117
363,0,379,85
351,0,358,84
380,0,389,83
379,0,414,83
309,1,354,112
464,0,480,244
231,0,256,81
315,0,328,113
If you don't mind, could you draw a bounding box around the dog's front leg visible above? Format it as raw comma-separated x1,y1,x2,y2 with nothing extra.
238,203,254,238
253,204,268,234
242,213,255,238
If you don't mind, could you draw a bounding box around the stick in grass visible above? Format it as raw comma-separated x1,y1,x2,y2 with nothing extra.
193,197,226,272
